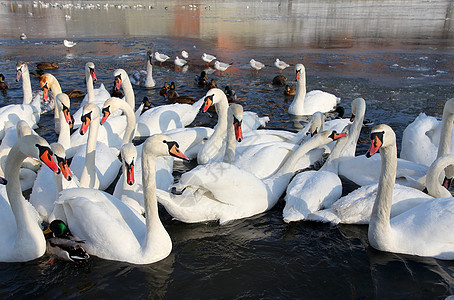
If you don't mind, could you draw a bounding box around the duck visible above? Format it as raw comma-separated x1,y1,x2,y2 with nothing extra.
64,90,86,98
224,85,237,103
36,62,59,70
202,53,216,66
174,56,188,71
129,50,156,88
157,130,346,224
284,84,296,96
139,96,153,115
167,82,196,104
272,75,286,86
0,134,60,262
274,58,290,73
214,61,231,74
154,51,170,65
30,142,76,223
160,82,170,97
249,59,265,72
288,64,340,116
195,71,209,87
19,33,27,40
43,219,89,262
362,124,454,260
0,74,10,89
52,134,188,264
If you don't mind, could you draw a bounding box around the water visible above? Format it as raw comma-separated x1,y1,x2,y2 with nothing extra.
1,0,454,298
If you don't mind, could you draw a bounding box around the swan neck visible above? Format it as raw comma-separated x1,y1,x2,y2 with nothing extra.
368,143,396,250
57,103,71,150
294,70,306,102
86,73,95,102
437,106,454,178
340,102,366,157
426,154,454,198
122,77,135,109
5,142,44,256
141,151,161,251
118,101,137,145
223,112,237,163
145,60,155,86
22,67,33,104
79,116,99,188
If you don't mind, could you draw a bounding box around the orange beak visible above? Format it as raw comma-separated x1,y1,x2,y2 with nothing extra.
101,106,110,125
333,132,347,140
38,146,60,174
42,86,49,101
79,112,91,135
114,75,122,90
16,69,22,82
62,105,73,125
126,161,134,185
234,119,243,142
366,135,383,158
58,158,72,181
90,68,97,83
295,70,301,81
202,95,214,113
167,142,189,160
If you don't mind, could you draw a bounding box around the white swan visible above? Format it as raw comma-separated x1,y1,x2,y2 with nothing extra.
157,130,346,224
30,142,76,222
70,103,121,190
72,62,112,129
197,88,269,164
40,73,63,134
365,124,454,260
0,134,59,262
16,61,51,113
288,64,340,116
130,50,156,88
52,134,188,264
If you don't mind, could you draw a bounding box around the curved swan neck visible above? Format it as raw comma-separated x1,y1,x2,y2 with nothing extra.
437,102,454,178
122,75,135,109
79,113,99,188
21,65,33,105
426,154,454,198
340,99,366,157
141,150,160,251
369,141,396,250
5,140,44,257
57,100,71,150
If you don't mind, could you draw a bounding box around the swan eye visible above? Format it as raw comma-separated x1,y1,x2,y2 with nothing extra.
370,131,384,146
41,82,48,91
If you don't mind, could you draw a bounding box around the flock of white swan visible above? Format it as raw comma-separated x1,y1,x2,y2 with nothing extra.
0,53,453,265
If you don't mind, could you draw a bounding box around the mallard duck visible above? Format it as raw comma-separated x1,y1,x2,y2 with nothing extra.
284,84,296,96
195,71,209,87
224,85,237,103
160,82,170,97
44,220,89,262
36,62,59,70
206,79,217,91
140,96,153,115
0,74,9,90
64,89,86,98
167,82,196,104
272,75,287,86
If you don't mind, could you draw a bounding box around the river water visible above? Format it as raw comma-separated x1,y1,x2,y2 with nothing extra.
0,0,454,298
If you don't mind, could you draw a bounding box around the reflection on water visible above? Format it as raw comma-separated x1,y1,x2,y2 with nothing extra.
1,0,454,50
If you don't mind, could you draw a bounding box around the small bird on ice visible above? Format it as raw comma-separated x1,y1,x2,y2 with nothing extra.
214,61,231,74
274,58,290,73
174,56,188,71
202,53,216,66
249,59,265,73
154,52,170,65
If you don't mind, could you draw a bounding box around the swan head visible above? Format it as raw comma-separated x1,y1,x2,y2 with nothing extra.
56,93,73,126
308,112,324,137
444,98,454,115
295,64,305,81
40,73,57,101
229,104,244,142
202,88,226,112
366,124,395,158
100,97,124,125
80,103,99,135
17,135,60,174
113,69,128,91
85,62,97,83
16,61,28,82
147,50,153,63
350,98,366,122
50,142,72,181
121,143,137,186
143,134,189,161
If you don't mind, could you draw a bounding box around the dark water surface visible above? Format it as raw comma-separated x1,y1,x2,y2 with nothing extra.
1,0,454,299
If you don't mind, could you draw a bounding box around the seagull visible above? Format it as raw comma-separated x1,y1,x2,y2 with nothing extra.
181,50,189,59
214,61,231,74
154,52,170,65
249,59,265,73
63,39,76,50
202,53,216,66
274,58,290,73
174,56,188,71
